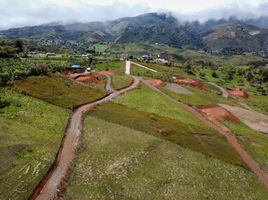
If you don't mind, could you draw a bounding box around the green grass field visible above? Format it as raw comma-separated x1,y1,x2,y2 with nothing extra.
111,75,133,90
13,74,107,109
114,84,214,126
223,121,268,169
93,60,125,72
0,89,70,200
91,102,244,166
161,84,234,106
65,116,268,200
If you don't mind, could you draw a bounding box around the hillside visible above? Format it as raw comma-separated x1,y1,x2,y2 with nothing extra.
2,13,268,55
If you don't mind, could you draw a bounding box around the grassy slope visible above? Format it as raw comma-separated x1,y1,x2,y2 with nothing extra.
224,121,268,169
13,74,106,109
91,102,243,166
0,89,70,200
161,85,233,106
93,60,125,71
114,85,215,127
111,75,133,90
65,116,268,200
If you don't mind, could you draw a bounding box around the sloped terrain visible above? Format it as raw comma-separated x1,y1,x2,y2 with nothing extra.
65,116,268,199
0,89,70,200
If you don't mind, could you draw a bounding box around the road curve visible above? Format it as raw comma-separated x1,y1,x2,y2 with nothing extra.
103,74,116,93
32,76,140,200
208,82,229,98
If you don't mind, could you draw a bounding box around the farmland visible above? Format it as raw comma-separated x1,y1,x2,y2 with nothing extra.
13,74,107,109
0,89,70,199
111,75,133,90
65,116,268,199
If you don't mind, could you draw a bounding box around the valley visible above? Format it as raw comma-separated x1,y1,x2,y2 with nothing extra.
1,10,268,200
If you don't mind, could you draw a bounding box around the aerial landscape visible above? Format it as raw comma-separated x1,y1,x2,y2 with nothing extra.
1,0,268,199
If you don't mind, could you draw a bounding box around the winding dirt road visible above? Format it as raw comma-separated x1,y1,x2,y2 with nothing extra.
208,82,229,98
142,79,268,189
31,76,140,200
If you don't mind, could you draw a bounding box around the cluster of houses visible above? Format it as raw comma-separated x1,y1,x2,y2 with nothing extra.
120,51,170,64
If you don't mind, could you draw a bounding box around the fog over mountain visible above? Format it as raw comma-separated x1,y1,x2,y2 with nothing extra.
1,0,268,30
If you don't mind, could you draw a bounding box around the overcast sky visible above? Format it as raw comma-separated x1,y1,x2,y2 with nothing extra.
1,0,268,30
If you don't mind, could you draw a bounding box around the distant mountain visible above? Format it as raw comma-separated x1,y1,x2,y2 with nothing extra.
1,12,268,55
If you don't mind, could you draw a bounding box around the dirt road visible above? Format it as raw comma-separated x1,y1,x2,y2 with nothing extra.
31,77,140,200
208,82,229,98
103,74,116,93
142,79,268,189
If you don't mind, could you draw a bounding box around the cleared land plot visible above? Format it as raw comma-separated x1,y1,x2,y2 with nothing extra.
0,89,70,200
13,74,106,109
220,104,268,134
164,82,193,94
65,116,268,200
223,121,268,170
111,75,133,90
91,102,244,166
161,84,233,106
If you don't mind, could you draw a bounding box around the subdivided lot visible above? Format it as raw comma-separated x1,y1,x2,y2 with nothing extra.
243,95,268,115
91,102,243,166
223,121,268,170
161,84,234,106
13,74,107,109
93,60,125,72
131,66,170,81
0,89,70,200
114,84,225,126
65,116,268,200
111,75,133,90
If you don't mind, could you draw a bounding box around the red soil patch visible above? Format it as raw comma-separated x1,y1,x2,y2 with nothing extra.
197,106,240,123
147,79,166,88
74,73,104,84
228,88,249,98
175,77,204,89
98,70,116,76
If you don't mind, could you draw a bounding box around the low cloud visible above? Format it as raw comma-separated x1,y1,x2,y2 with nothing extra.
1,0,268,29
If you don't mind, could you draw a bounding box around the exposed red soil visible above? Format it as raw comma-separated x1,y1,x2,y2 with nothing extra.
98,70,116,76
146,79,166,88
74,73,104,84
30,77,141,200
228,88,249,98
142,79,268,189
175,77,204,89
197,106,240,123
196,107,268,189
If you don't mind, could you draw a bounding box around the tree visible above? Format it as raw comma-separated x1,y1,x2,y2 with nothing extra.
211,71,218,78
15,40,24,53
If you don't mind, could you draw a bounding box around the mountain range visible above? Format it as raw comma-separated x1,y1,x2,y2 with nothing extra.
1,12,268,55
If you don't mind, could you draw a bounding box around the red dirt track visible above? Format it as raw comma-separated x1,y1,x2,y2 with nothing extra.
143,79,268,190
197,106,268,189
175,77,204,88
31,76,141,200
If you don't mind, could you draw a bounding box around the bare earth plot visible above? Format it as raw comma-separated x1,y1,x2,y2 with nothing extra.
219,104,268,134
164,82,193,94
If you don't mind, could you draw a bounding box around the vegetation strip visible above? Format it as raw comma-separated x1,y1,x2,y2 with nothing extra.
31,76,140,200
